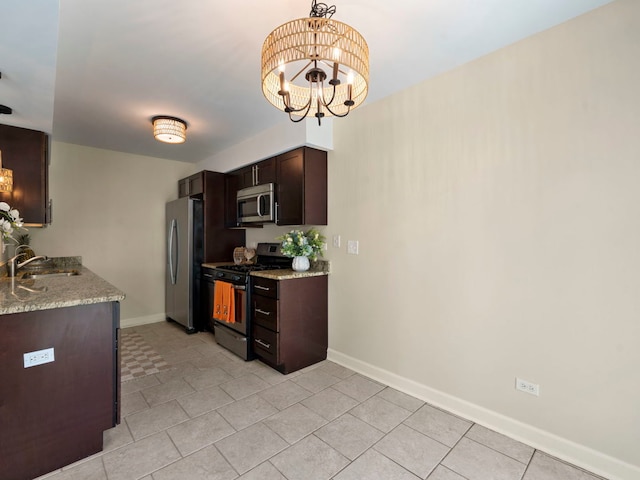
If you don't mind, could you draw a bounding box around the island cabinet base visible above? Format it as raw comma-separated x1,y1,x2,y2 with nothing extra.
0,302,120,480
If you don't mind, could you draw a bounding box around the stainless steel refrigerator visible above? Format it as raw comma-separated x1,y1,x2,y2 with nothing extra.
165,196,203,333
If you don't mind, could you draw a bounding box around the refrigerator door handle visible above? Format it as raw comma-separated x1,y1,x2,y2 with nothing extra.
168,218,178,285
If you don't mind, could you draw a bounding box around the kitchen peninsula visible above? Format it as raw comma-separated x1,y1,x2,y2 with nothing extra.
0,260,125,480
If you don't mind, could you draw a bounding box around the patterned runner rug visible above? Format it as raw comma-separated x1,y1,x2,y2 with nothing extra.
120,331,171,382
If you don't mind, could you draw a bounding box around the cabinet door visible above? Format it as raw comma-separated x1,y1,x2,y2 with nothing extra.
237,166,255,189
178,178,189,197
178,173,204,197
276,147,327,226
254,157,276,185
202,269,216,331
275,148,304,225
189,174,204,196
0,124,49,225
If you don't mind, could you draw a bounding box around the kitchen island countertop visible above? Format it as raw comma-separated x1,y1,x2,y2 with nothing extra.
0,266,125,315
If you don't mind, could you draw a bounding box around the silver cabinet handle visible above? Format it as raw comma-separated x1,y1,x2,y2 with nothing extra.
255,339,271,349
203,273,213,278
254,285,270,291
255,308,271,316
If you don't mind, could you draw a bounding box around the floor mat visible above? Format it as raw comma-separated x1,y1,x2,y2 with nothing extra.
120,331,171,382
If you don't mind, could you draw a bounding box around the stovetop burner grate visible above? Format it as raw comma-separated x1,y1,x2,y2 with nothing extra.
216,263,287,273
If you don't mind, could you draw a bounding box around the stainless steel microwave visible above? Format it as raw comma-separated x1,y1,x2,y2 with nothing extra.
237,183,276,224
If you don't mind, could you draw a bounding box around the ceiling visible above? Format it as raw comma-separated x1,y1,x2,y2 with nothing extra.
1,0,613,164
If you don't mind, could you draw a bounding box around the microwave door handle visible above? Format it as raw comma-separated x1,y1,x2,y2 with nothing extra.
256,194,263,217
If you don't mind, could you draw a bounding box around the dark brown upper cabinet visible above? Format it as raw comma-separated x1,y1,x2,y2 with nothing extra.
178,172,204,198
236,156,277,190
224,146,327,228
225,147,327,227
276,147,327,226
0,123,50,226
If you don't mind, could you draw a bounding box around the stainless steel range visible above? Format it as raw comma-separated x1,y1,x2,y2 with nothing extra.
211,243,291,360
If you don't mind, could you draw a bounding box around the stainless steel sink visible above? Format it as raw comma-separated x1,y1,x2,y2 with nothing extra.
21,270,81,279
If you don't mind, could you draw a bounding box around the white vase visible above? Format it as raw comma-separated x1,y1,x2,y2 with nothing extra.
292,256,310,272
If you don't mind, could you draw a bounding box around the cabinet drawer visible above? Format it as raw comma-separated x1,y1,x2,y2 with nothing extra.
253,325,278,364
254,296,278,331
252,277,278,299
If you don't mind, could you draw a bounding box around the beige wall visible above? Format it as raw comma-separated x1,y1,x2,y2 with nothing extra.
29,142,193,322
325,1,639,478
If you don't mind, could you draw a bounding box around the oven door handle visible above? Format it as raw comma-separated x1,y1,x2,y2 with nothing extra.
213,280,246,291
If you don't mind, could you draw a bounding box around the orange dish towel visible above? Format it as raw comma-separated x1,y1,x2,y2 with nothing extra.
213,281,224,321
213,281,236,324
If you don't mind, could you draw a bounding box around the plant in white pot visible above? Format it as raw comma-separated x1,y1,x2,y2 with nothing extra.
0,201,24,261
277,228,325,272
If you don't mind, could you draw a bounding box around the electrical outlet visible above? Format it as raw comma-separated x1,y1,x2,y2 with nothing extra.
515,377,539,396
332,235,341,248
23,348,55,368
347,240,359,255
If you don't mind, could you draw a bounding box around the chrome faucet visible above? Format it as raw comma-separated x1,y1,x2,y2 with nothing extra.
5,253,48,277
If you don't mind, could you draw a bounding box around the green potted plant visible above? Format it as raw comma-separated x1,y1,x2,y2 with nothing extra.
277,228,326,272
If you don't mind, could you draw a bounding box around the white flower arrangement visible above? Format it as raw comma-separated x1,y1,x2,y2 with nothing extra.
277,228,326,261
0,201,25,251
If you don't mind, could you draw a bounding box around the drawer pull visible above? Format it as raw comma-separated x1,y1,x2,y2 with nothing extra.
254,285,271,291
255,338,271,349
255,308,271,316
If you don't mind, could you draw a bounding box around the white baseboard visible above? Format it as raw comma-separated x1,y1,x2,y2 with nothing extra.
327,348,640,480
120,313,166,329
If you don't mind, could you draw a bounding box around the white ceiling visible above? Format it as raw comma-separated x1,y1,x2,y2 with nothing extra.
1,0,613,164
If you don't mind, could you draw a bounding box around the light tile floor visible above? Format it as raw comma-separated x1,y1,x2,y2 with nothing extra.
37,321,607,480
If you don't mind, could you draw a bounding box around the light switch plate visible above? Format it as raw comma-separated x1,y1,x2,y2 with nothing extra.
333,235,341,248
347,240,359,255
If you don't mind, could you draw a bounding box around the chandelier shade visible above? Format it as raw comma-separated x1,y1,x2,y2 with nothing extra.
152,116,187,144
0,150,13,193
261,2,369,124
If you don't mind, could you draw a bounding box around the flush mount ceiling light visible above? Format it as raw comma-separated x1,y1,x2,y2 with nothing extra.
0,150,13,193
261,0,369,125
152,116,187,144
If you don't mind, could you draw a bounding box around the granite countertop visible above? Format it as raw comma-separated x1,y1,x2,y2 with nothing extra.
203,259,330,280
0,258,125,315
250,269,329,280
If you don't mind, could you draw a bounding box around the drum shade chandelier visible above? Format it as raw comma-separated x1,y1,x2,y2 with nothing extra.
152,116,187,144
0,150,13,193
261,0,369,125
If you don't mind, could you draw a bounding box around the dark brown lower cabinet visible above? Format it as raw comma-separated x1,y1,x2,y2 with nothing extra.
0,302,120,480
252,275,328,374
